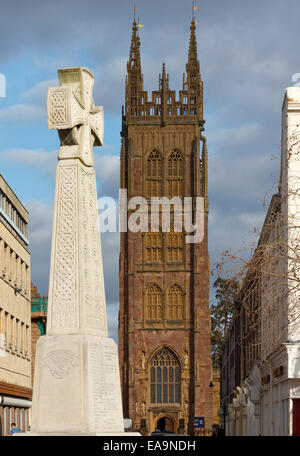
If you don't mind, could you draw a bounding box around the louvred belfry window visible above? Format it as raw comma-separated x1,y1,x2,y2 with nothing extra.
146,150,162,197
150,347,180,404
167,284,184,320
145,284,163,320
167,150,183,197
145,231,162,262
166,227,184,262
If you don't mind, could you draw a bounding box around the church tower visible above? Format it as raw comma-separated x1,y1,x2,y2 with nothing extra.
119,19,213,435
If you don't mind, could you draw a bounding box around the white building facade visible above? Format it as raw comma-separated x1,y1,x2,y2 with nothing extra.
220,87,300,436
260,87,300,436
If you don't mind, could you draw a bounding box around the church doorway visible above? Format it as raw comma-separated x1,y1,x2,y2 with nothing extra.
156,416,175,432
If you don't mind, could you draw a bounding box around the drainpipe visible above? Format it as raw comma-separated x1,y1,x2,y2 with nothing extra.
0,396,32,408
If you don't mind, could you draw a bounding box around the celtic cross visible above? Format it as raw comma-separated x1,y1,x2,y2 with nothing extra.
47,67,103,167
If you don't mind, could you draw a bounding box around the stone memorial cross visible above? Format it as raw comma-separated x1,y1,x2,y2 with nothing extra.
28,68,133,435
47,67,103,166
46,67,107,337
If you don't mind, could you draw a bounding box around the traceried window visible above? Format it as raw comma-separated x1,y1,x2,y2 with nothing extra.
146,150,162,197
166,227,184,262
145,284,163,320
167,150,183,197
150,347,180,404
145,231,162,262
167,284,184,320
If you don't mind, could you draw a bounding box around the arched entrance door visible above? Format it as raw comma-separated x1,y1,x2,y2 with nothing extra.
156,416,175,432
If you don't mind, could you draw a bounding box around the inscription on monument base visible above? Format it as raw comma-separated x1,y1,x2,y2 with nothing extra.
88,338,124,433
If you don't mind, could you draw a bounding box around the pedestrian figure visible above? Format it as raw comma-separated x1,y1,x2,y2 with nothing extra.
211,424,222,437
9,423,21,436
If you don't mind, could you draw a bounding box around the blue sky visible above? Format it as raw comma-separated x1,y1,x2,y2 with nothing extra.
1,0,298,340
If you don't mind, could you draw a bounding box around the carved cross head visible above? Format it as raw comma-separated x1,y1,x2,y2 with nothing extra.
47,67,103,166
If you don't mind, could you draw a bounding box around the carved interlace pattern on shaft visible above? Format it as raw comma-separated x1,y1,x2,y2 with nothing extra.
81,168,105,330
52,166,78,329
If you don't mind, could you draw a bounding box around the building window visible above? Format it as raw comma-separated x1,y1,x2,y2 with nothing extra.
20,322,24,356
0,190,27,237
25,324,29,358
10,315,14,350
4,312,8,347
145,284,163,320
15,318,19,352
145,231,162,262
146,150,162,197
166,227,184,262
150,347,180,404
167,150,183,197
167,284,184,320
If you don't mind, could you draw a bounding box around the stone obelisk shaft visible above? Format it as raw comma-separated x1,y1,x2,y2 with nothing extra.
29,68,130,435
47,158,107,337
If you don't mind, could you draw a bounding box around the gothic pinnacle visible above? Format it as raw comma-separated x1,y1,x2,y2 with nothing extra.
187,20,199,70
127,20,141,72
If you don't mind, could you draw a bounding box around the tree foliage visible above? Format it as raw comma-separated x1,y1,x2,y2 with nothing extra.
211,277,239,368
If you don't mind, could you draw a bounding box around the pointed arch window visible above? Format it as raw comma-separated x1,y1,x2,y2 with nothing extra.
166,227,184,262
167,150,183,197
145,231,162,262
150,347,180,404
145,284,163,320
146,150,162,196
167,284,184,320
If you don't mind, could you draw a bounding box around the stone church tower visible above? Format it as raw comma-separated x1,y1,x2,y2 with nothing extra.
119,20,213,435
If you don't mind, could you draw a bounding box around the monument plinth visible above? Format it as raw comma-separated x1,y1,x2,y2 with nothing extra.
29,67,136,435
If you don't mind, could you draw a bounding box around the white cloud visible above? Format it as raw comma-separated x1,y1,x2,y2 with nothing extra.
101,231,120,305
209,148,279,208
107,302,119,343
0,104,45,123
208,207,264,296
0,149,120,196
21,78,58,105
209,123,263,147
0,148,56,177
94,154,120,197
26,200,53,296
93,58,127,114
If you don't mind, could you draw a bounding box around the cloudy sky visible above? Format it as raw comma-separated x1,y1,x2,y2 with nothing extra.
0,0,298,340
